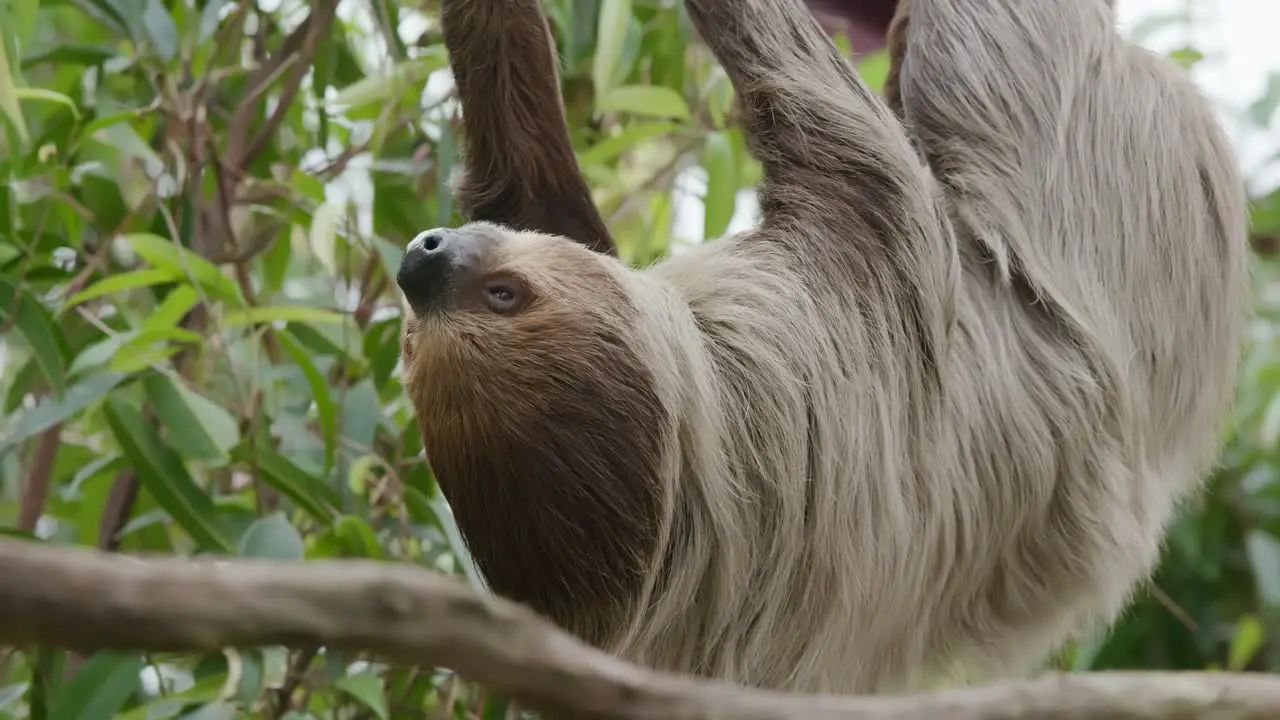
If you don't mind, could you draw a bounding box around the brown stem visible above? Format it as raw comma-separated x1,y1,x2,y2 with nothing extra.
272,647,318,717
17,424,61,532
97,472,139,551
224,0,341,169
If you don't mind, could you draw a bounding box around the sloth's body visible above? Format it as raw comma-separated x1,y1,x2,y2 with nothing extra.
399,0,1248,695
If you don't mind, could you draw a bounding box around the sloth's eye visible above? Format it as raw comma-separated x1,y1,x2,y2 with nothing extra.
483,280,523,314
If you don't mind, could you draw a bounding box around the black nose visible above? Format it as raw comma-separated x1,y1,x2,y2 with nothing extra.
397,228,462,314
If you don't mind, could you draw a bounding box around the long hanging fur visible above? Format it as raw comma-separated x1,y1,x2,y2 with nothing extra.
400,0,1250,695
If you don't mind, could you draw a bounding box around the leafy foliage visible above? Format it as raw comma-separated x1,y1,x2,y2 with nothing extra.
0,0,1278,717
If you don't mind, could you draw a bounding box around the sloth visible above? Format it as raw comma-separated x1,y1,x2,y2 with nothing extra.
397,0,1249,695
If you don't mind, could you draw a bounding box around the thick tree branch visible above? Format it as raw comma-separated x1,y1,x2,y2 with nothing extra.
0,538,1277,719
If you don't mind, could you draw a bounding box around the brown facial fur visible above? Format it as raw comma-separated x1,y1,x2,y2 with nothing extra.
400,226,666,640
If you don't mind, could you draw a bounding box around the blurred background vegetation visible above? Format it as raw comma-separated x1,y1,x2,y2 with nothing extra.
1,0,1278,717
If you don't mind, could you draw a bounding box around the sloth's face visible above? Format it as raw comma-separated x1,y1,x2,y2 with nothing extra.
395,222,640,378
395,221,625,328
395,221,667,630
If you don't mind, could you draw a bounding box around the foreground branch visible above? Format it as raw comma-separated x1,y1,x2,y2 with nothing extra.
0,539,1277,719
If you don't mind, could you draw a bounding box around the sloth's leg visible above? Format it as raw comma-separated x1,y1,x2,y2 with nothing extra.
892,0,1246,644
440,0,616,255
895,0,1246,428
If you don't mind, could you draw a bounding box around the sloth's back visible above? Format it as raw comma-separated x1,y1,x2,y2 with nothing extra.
647,98,1248,688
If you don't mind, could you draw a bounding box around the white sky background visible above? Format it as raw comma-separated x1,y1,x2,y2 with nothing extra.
1115,0,1279,189
671,0,1280,248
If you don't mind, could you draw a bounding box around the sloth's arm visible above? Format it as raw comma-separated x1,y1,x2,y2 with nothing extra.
681,0,938,244
440,0,616,256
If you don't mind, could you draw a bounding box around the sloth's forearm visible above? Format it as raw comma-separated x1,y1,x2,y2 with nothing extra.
682,0,955,357
439,0,616,255
682,0,930,230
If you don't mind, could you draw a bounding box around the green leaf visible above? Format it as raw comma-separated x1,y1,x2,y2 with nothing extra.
0,683,27,711
482,693,512,720
20,44,116,69
80,0,133,34
0,34,29,144
308,202,342,276
704,68,734,129
702,130,737,241
1,0,38,50
260,646,291,689
596,85,690,120
363,315,403,393
1227,615,1266,671
1252,189,1280,236
0,275,68,396
279,330,339,473
334,672,388,720
1246,529,1280,610
62,268,183,309
1247,72,1280,130
329,50,449,113
329,515,384,559
238,513,306,560
143,373,240,461
857,50,891,96
48,651,144,720
142,285,201,331
592,0,632,95
1168,46,1204,71
103,398,234,552
347,454,379,496
339,379,381,457
435,117,457,226
141,0,178,61
408,487,485,591
0,372,127,456
181,701,238,720
226,647,267,705
79,104,162,139
260,225,293,293
286,319,365,366
114,672,227,720
240,446,340,524
123,233,243,304
831,31,853,59
69,327,200,376
370,235,405,282
14,87,81,121
1067,627,1107,672
197,0,229,41
579,122,680,166
222,305,346,327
